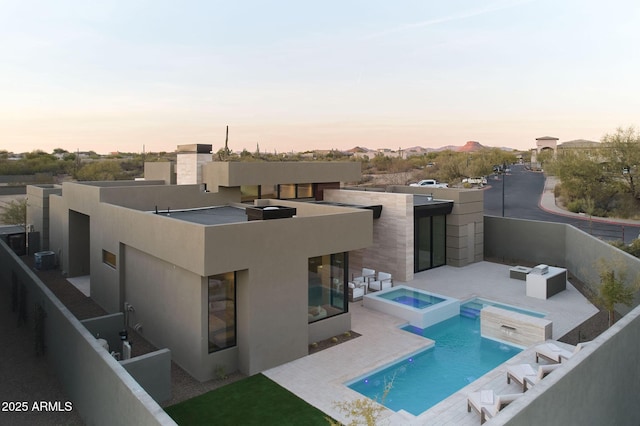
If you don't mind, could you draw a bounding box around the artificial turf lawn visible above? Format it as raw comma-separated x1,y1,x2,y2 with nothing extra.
165,373,331,425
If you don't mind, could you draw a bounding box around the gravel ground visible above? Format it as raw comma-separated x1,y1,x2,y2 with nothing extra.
308,330,361,355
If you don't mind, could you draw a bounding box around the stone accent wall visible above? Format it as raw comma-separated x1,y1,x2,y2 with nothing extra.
389,186,484,267
325,190,413,282
327,187,485,280
481,306,552,347
446,189,484,266
177,153,213,185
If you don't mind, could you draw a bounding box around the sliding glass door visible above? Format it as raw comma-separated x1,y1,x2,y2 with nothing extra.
414,214,446,272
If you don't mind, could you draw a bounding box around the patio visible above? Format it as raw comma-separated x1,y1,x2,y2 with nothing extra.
264,261,599,425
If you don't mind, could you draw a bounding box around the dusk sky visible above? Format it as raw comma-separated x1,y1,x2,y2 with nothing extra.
2,0,639,155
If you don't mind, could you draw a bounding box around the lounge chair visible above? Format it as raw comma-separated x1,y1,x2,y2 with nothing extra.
507,363,560,391
467,390,521,424
535,341,590,364
369,272,393,292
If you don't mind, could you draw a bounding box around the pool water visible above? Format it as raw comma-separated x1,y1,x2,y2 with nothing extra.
391,295,434,309
376,288,445,309
463,297,546,318
347,313,521,416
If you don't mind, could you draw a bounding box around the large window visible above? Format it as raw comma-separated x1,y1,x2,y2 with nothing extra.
240,185,259,203
414,214,446,272
208,272,236,353
240,185,278,203
279,183,315,200
308,253,347,323
416,216,432,271
296,183,313,198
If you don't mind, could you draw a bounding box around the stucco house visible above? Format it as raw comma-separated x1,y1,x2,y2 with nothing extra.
26,144,483,381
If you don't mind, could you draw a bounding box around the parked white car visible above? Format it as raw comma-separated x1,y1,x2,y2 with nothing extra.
409,179,449,188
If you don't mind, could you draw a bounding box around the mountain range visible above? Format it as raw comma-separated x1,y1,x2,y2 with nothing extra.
347,141,517,155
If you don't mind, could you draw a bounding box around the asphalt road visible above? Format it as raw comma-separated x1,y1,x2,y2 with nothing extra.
483,164,640,244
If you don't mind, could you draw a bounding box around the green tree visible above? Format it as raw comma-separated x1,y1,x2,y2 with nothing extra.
536,149,554,170
436,151,465,183
600,126,640,200
594,257,638,327
546,126,640,218
549,149,618,216
371,153,392,172
53,148,69,155
0,198,27,226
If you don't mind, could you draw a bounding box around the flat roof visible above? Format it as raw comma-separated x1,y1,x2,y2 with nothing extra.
154,206,247,225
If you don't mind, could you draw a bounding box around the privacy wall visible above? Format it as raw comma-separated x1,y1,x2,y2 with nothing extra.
0,240,175,426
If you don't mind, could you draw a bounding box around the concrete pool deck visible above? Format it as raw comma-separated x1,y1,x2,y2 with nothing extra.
264,261,599,425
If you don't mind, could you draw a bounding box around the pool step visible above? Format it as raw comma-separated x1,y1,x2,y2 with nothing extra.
460,306,481,319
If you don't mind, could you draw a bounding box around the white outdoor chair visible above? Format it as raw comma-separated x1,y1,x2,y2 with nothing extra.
535,341,590,364
507,363,560,391
369,272,393,292
352,268,375,286
467,390,521,424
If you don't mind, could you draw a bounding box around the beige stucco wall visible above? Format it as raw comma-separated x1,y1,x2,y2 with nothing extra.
122,245,216,381
143,162,176,185
535,137,558,153
100,184,240,211
26,184,62,251
485,216,640,314
498,304,640,426
198,203,373,375
202,161,362,189
0,242,177,426
48,182,373,379
48,183,103,278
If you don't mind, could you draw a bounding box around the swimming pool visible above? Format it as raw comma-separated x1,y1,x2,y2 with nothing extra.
347,311,522,416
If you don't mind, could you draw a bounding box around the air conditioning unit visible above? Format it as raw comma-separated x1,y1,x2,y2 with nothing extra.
34,251,56,270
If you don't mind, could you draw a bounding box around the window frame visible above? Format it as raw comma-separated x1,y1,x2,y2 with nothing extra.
208,272,237,353
102,249,117,269
308,252,348,323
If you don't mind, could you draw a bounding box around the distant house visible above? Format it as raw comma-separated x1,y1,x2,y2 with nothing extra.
557,139,602,160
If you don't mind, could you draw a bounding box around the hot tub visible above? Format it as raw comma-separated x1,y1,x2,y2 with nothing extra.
363,285,460,328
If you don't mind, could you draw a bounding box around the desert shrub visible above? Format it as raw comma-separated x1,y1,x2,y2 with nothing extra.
566,199,584,213
554,183,562,198
611,239,640,258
